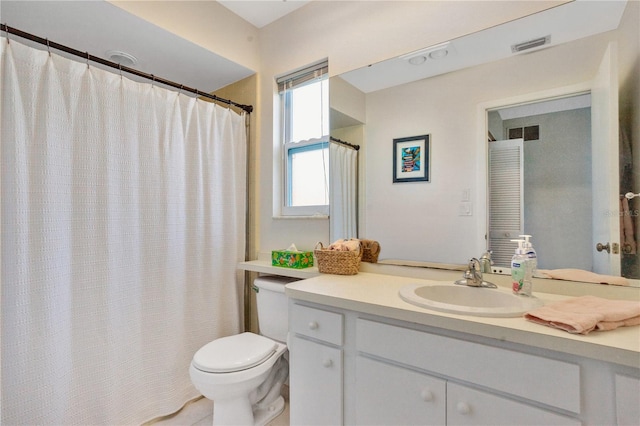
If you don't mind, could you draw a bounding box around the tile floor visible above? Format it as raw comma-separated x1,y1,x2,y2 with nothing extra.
152,387,289,426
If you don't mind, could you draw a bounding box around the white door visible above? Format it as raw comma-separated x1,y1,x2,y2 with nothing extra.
488,139,524,268
591,42,620,275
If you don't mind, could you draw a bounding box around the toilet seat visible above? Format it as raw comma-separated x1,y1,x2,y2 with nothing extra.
192,332,277,373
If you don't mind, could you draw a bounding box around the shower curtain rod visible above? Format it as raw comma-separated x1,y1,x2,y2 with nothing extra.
1,24,254,114
330,136,360,151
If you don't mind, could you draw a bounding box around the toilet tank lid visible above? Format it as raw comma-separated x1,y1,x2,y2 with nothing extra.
192,332,277,373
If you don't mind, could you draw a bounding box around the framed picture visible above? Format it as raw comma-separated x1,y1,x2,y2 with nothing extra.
393,134,430,183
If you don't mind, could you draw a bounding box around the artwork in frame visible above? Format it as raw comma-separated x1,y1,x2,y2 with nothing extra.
393,134,430,183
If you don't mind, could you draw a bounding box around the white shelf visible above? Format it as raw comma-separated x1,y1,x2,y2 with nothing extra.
238,260,320,280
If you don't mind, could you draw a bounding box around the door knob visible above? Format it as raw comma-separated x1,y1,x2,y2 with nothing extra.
596,242,610,253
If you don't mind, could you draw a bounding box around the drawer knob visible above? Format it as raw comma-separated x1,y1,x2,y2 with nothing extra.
420,389,434,402
322,359,333,368
308,321,319,330
456,401,471,415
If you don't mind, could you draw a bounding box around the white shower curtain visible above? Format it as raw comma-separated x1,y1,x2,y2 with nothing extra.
329,142,358,242
1,39,246,424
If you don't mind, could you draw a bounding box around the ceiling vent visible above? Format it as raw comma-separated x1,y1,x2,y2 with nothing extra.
511,35,551,53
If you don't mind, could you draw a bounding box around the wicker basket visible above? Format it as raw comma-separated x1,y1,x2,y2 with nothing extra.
314,242,362,275
361,239,381,263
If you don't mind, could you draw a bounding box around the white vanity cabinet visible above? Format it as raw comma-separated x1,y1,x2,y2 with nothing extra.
288,298,640,425
284,272,640,426
356,318,580,426
288,303,344,425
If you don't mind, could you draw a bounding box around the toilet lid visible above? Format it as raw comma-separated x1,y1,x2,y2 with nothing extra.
192,332,277,373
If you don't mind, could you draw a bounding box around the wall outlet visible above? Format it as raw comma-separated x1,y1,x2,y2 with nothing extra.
459,202,473,216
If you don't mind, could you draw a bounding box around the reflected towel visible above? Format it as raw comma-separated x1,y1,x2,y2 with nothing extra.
525,296,640,334
328,238,361,252
621,197,637,254
539,269,629,286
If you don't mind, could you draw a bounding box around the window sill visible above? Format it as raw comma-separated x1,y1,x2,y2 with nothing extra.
272,214,329,220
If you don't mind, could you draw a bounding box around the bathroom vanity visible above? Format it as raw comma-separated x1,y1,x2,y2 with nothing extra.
284,273,640,426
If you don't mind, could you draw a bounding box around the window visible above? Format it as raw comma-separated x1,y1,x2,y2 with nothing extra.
278,60,329,216
508,125,540,141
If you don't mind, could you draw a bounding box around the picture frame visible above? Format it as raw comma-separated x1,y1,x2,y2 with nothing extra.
392,134,430,183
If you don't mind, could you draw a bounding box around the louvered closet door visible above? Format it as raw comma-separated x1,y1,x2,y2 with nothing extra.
488,139,523,268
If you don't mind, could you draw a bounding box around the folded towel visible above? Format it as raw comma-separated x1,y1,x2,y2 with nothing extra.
538,269,629,286
328,238,360,252
525,296,640,334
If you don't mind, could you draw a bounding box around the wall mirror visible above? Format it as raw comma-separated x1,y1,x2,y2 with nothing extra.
329,0,639,285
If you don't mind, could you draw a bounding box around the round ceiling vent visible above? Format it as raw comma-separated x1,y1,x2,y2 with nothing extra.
106,50,138,67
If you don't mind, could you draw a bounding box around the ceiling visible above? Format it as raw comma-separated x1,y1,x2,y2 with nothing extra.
0,1,256,94
218,0,311,28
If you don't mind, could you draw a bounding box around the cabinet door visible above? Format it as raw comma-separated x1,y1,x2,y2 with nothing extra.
447,383,580,426
615,374,640,426
289,335,343,425
355,356,446,425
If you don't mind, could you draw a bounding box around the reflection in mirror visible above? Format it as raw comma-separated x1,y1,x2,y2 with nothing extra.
329,1,639,285
487,94,594,271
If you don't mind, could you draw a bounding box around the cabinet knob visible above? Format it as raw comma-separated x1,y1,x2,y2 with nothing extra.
420,389,434,402
308,321,319,330
456,401,471,415
322,359,333,368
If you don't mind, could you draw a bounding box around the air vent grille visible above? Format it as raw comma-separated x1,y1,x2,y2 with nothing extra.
511,35,551,53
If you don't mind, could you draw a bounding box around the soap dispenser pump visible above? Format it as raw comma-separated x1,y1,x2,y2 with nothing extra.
510,239,532,296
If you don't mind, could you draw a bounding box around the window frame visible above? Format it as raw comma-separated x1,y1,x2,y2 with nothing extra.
282,137,329,216
277,60,330,217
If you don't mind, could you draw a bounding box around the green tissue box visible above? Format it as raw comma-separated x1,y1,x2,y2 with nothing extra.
272,249,314,269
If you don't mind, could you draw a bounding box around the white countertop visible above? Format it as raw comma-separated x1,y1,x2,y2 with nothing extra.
284,272,640,369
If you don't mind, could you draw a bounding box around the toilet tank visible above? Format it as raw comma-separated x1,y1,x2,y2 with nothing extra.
254,275,299,343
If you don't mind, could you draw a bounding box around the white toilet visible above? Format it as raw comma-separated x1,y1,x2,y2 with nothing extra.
189,275,297,426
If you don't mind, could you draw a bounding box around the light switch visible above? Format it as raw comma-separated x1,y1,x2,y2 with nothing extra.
459,202,473,216
461,188,471,202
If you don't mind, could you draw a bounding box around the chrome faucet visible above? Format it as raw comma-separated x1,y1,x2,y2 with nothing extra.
455,257,497,288
464,258,483,287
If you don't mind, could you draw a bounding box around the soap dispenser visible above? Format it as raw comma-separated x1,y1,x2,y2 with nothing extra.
510,239,533,296
520,234,538,276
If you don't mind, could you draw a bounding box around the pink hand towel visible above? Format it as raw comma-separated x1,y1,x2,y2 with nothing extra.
525,296,640,334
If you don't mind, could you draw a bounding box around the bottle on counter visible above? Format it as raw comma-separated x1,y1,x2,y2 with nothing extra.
511,239,533,297
520,234,538,277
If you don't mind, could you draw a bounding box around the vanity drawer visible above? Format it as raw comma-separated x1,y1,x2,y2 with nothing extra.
356,318,580,413
291,303,343,346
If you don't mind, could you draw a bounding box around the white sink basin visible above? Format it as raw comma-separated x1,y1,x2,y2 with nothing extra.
399,283,543,317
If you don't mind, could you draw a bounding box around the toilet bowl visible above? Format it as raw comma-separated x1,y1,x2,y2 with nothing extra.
189,275,298,425
190,332,288,425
